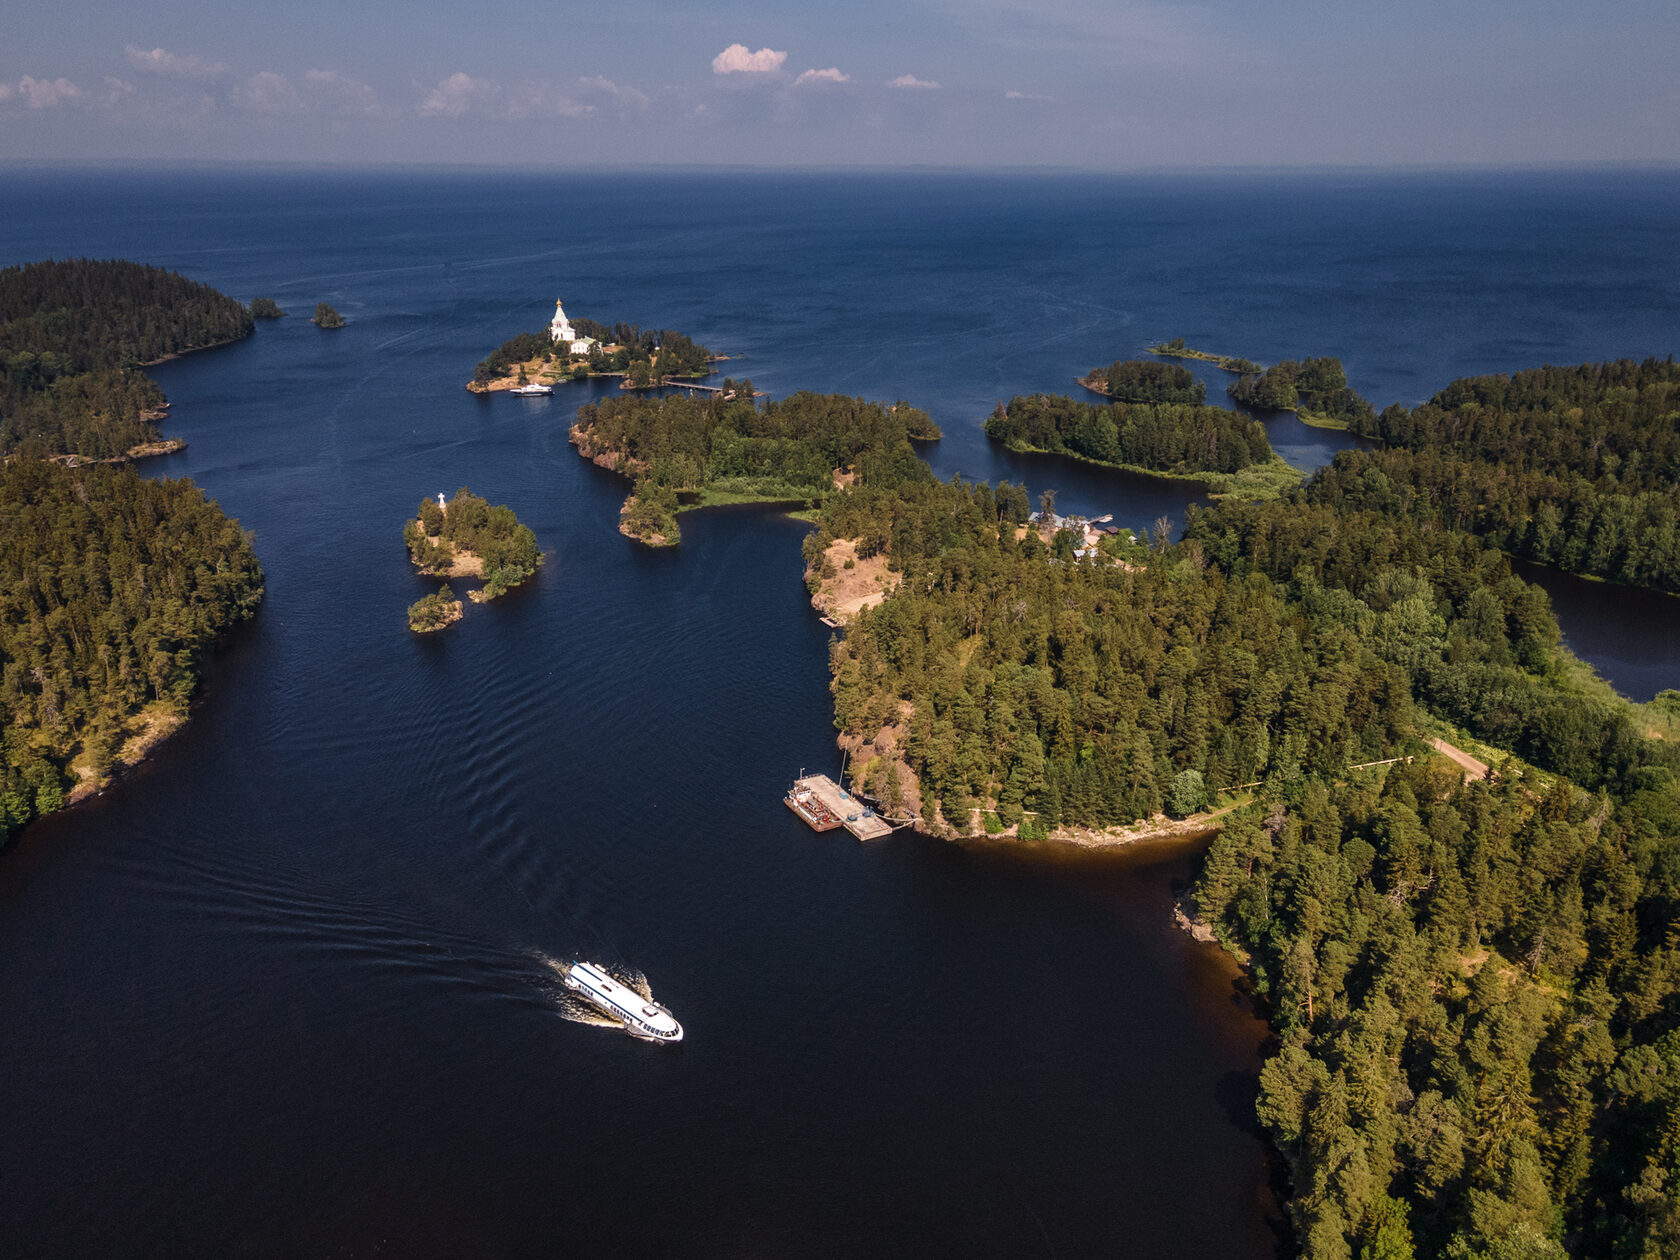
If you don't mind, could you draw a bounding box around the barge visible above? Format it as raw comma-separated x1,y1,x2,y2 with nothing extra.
786,781,843,831
786,774,894,841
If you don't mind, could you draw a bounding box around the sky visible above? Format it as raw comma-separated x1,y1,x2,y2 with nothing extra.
3,0,1677,168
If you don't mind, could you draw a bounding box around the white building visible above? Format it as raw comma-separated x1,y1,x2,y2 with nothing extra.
548,299,598,355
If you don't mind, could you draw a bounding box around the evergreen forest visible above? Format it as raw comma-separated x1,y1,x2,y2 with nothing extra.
1315,359,1680,593
1228,356,1378,430
404,488,541,600
473,320,714,386
0,458,263,841
1083,358,1207,405
983,391,1298,495
747,371,1680,1257
0,258,253,458
571,389,939,545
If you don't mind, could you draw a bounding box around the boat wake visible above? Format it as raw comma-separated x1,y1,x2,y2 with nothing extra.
534,952,653,1030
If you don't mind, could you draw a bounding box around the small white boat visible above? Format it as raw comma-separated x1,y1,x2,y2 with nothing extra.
512,382,553,396
560,961,683,1042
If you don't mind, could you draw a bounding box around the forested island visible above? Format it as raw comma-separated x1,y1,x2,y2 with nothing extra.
1149,337,1261,374
403,488,541,616
1143,337,1378,430
984,391,1302,497
249,298,285,320
1078,358,1207,405
407,585,462,634
570,388,938,546
0,459,263,840
470,318,716,393
0,258,253,460
312,303,346,329
1228,355,1379,430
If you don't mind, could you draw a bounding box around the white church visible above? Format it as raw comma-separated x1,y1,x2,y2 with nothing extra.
548,299,599,356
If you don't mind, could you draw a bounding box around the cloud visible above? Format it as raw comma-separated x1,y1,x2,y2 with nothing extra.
888,74,941,90
504,81,592,120
577,75,650,110
419,71,498,117
1005,90,1049,101
794,67,849,86
124,45,228,80
417,72,647,120
712,44,787,75
16,76,84,109
100,77,135,108
237,71,301,114
302,69,381,117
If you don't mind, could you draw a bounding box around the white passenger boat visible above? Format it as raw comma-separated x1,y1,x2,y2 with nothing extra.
560,961,683,1042
512,382,553,395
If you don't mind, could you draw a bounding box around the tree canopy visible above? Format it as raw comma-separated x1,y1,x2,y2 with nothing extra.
1086,358,1207,405
404,488,541,600
1317,358,1680,592
800,400,1680,1257
0,258,252,458
0,458,263,841
571,389,939,545
1228,356,1377,428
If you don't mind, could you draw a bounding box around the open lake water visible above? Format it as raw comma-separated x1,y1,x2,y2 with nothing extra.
1,167,1677,1256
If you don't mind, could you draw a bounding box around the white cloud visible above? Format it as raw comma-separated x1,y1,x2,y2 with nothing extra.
794,67,850,86
504,81,592,120
124,46,228,80
1005,90,1049,101
577,75,650,110
0,83,12,104
417,72,648,120
100,77,134,108
237,71,302,114
419,71,498,117
712,44,787,75
888,74,940,90
303,69,381,117
17,76,84,108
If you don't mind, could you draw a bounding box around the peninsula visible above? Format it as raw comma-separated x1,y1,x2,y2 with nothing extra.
569,389,939,546
403,488,541,611
0,259,264,844
468,298,719,394
767,347,1680,1258
0,257,254,461
1312,357,1680,591
1,456,263,841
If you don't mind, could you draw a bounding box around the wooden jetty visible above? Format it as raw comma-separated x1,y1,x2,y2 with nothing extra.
787,774,894,841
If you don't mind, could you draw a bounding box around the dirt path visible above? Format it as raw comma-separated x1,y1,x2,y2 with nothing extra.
1429,737,1490,780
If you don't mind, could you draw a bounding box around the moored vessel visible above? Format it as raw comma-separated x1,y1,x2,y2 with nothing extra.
785,781,842,831
560,961,683,1042
512,381,553,395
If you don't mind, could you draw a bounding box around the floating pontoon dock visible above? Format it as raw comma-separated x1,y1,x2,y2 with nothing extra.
788,774,894,841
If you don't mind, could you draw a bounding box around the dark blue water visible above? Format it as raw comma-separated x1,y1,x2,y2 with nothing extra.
1,168,1677,1257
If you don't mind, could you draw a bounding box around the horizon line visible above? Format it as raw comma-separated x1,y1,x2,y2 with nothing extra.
3,157,1679,178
